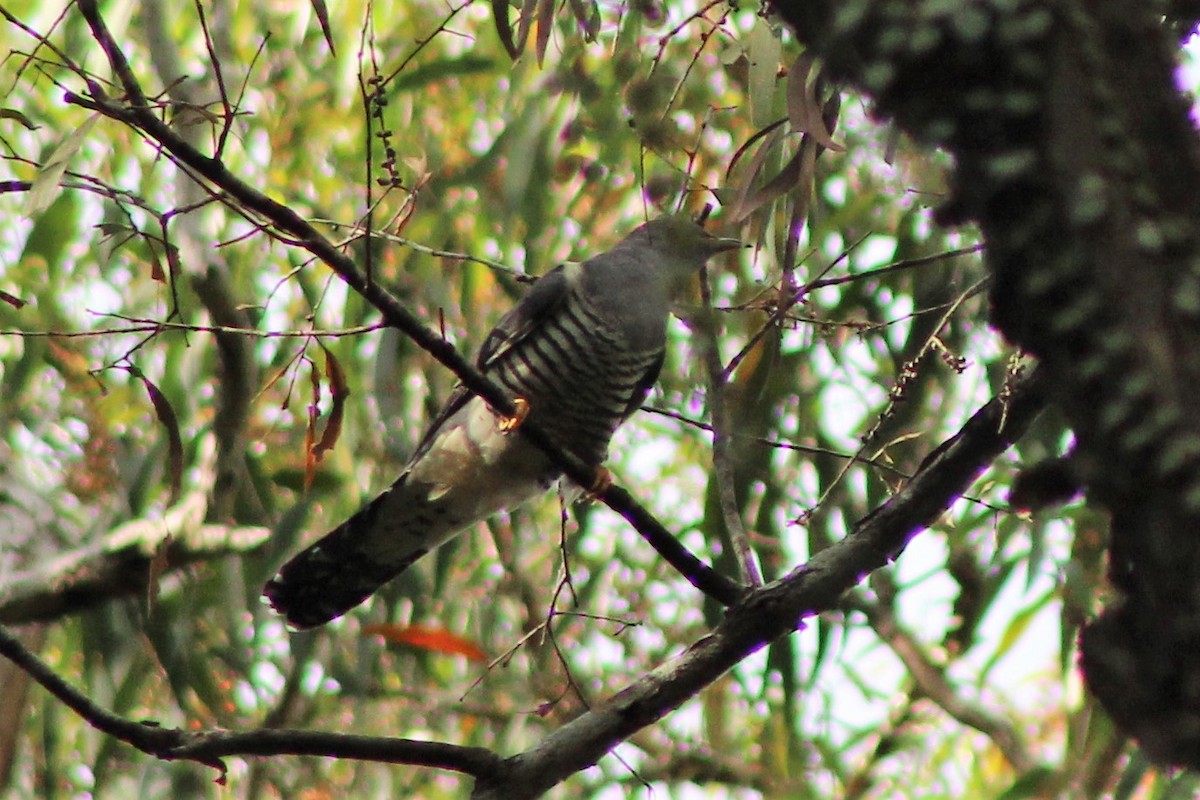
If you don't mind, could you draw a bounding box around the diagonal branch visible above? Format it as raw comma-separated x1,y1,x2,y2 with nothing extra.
70,0,742,608
473,368,1046,798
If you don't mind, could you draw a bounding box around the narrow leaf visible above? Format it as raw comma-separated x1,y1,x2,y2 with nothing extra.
311,343,349,461
535,0,554,67
747,18,781,129
310,0,336,55
390,56,496,93
362,623,488,662
304,357,320,489
0,107,39,130
786,54,844,152
147,533,172,611
27,112,99,217
140,375,183,504
566,0,599,40
731,131,820,223
493,0,520,59
514,0,538,59
727,126,784,222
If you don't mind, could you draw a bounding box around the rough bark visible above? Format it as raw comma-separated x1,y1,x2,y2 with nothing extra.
772,0,1200,768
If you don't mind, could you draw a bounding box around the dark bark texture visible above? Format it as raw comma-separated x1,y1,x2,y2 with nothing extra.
771,0,1200,768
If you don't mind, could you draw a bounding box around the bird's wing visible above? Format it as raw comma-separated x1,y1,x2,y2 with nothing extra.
406,384,472,463
407,264,571,464
477,263,571,369
624,349,664,419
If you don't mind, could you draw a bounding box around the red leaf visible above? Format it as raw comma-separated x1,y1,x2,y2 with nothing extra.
362,623,488,662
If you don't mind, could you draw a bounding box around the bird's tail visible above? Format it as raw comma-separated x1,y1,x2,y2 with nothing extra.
264,406,552,629
263,475,445,629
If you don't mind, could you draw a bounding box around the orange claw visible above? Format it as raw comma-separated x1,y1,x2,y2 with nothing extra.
497,396,530,433
585,466,612,500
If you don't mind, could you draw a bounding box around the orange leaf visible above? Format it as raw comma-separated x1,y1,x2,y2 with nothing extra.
362,623,488,662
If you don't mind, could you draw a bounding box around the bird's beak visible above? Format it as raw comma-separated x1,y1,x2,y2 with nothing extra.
707,235,745,254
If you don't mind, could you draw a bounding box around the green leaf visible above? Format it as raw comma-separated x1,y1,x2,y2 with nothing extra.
26,112,98,217
746,17,782,130
391,56,496,93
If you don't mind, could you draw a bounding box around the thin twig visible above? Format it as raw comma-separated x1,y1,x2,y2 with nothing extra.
313,219,532,280
698,263,762,586
810,276,989,515
642,405,912,479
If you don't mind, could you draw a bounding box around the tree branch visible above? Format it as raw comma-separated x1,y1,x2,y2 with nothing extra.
472,369,1046,798
697,264,762,586
0,516,269,625
0,624,503,780
0,460,268,625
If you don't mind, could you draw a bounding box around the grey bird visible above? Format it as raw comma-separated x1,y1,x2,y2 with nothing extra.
263,216,742,628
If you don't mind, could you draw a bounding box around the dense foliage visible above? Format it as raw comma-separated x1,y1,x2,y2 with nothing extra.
1,1,1193,797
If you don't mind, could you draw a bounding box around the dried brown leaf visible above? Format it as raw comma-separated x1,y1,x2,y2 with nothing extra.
311,343,349,461
0,289,26,309
147,533,172,611
148,248,166,283
139,374,183,504
304,357,320,490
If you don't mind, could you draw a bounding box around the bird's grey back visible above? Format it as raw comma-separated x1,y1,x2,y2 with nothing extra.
487,263,667,467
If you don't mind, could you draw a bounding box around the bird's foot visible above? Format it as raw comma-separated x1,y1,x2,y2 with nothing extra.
584,466,612,501
497,396,530,434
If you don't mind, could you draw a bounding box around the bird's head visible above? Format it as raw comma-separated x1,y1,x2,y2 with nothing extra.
619,215,744,294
